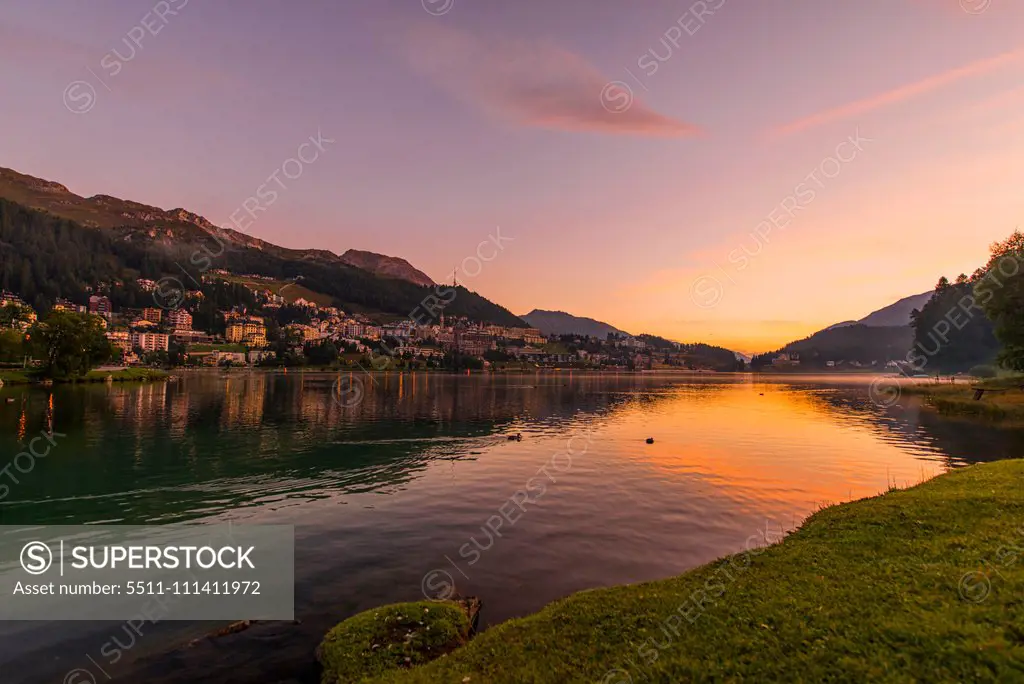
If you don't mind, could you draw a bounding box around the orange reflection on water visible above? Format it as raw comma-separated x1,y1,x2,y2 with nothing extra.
607,382,946,522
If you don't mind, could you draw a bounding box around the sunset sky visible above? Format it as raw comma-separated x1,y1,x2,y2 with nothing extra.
2,0,1023,354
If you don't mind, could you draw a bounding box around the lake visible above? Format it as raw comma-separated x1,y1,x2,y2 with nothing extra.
0,371,1020,683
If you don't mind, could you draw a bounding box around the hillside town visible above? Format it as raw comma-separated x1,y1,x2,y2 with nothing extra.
0,273,738,373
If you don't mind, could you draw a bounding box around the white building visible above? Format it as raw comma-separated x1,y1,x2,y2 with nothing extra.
130,332,169,352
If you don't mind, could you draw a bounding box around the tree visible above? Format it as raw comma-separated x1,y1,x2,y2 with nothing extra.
27,311,113,379
167,341,188,367
0,329,25,363
0,303,34,329
910,277,998,373
305,341,339,366
979,230,1024,371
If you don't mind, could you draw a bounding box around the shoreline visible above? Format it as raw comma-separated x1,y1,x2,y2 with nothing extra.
0,368,169,385
357,459,1024,682
902,380,1024,422
96,459,1024,683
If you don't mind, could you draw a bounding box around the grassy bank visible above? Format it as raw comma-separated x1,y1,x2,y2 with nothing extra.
0,368,169,384
0,369,34,384
82,368,170,382
904,379,1024,421
319,601,475,682
346,460,1024,683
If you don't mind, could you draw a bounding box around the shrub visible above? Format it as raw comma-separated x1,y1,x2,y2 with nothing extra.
317,601,472,683
969,364,998,378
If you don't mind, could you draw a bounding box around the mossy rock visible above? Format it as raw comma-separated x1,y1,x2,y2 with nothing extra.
317,600,477,683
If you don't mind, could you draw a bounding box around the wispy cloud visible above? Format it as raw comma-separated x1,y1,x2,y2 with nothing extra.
768,47,1024,138
0,21,225,97
400,23,701,138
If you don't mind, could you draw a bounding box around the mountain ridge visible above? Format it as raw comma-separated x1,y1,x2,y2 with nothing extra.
0,166,523,326
827,291,933,331
0,165,434,288
338,249,434,287
520,309,628,338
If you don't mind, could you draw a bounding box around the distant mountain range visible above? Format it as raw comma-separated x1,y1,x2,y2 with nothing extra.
520,309,628,338
771,324,915,368
757,290,936,368
0,166,522,325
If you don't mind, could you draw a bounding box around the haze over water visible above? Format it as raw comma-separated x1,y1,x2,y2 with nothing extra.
0,372,1020,683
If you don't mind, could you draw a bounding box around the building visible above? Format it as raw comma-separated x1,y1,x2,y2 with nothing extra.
619,336,648,350
247,349,276,364
508,346,546,361
89,295,112,318
453,329,495,357
171,329,214,345
106,331,132,353
225,316,268,348
167,309,193,330
53,299,86,314
772,353,800,368
189,350,247,366
382,323,414,340
142,308,162,324
397,345,444,358
286,323,323,343
102,337,139,364
342,320,364,339
130,332,169,353
523,328,546,345
0,291,27,309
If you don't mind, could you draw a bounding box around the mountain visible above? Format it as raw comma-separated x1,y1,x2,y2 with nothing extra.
754,290,933,368
752,325,915,370
828,291,933,330
0,166,435,287
0,166,523,326
338,249,434,287
521,309,628,338
858,291,933,326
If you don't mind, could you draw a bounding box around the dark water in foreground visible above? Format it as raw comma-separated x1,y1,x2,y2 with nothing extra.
0,371,1020,683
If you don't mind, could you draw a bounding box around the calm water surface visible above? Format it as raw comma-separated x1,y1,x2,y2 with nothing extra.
0,371,1020,683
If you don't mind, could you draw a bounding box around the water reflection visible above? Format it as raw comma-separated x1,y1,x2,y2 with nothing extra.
0,372,1019,528
0,372,1021,684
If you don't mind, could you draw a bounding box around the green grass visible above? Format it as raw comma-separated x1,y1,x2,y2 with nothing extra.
365,460,1024,683
81,368,169,382
218,274,336,308
0,368,169,384
318,601,473,683
903,380,1024,421
0,369,34,384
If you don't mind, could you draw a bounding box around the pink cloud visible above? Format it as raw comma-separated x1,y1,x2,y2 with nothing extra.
768,47,1024,138
400,23,701,138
